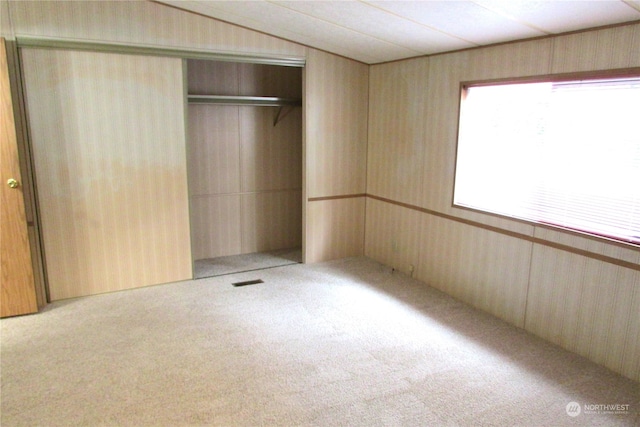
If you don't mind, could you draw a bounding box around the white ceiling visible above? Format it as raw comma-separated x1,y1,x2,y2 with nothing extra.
158,1,640,64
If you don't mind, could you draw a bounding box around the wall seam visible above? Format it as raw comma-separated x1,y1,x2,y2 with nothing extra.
236,62,244,253
362,64,371,256
522,241,536,329
417,58,432,275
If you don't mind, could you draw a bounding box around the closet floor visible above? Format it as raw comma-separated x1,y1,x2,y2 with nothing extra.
194,248,302,279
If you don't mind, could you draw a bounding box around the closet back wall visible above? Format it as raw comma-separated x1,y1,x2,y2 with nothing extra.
187,60,302,260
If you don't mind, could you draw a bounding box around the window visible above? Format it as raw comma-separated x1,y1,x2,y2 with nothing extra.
454,75,640,245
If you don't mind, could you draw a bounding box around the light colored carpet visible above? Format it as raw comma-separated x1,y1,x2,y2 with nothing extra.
194,248,302,279
1,257,638,426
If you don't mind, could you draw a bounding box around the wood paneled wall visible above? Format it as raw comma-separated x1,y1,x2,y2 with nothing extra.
366,22,640,382
304,49,369,262
526,246,639,382
365,198,421,275
305,49,368,199
306,198,366,263
367,57,429,207
0,1,11,39
187,61,302,260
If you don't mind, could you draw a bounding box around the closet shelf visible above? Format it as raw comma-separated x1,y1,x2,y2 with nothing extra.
188,95,301,107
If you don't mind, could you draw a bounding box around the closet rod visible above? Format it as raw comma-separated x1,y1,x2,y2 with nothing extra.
188,95,301,107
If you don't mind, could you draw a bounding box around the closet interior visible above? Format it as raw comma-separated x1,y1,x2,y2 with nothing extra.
186,59,303,279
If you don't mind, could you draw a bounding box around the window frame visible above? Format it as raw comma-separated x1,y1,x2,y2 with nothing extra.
452,68,640,249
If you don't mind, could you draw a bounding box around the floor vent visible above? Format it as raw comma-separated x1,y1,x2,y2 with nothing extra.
232,279,264,287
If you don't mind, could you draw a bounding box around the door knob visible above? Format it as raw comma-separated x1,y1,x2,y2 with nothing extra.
7,178,19,188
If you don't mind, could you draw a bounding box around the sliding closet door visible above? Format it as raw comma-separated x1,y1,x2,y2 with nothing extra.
21,48,192,300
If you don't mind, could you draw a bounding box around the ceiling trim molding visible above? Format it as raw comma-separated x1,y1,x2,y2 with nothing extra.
15,35,306,67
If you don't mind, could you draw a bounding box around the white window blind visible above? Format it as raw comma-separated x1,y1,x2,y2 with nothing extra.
454,77,640,245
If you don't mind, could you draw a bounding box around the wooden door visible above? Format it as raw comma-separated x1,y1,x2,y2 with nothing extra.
0,38,38,317
21,48,193,300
